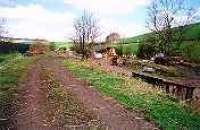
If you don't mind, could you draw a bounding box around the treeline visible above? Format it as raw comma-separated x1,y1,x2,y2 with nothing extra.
0,42,30,54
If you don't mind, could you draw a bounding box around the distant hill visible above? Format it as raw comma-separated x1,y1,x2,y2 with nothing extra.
1,37,49,44
124,22,200,44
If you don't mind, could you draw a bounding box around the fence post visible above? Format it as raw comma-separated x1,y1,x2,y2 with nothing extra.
185,87,195,100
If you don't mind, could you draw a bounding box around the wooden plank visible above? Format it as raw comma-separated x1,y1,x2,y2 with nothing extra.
185,88,195,100
132,71,197,100
132,71,197,88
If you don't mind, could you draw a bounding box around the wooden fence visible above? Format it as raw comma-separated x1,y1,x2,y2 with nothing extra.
132,71,199,100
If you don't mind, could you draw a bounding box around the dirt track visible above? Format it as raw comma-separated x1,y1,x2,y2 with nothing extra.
9,54,158,130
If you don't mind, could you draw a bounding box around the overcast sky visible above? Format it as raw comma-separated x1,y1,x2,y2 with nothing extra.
0,0,200,41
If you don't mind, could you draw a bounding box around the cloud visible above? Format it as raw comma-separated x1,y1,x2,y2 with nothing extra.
0,4,75,41
99,18,148,40
64,0,150,40
0,2,149,41
64,0,150,15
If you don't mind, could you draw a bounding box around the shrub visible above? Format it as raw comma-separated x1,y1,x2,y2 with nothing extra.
70,43,93,58
137,42,159,59
70,44,81,53
115,44,123,56
59,46,67,51
49,43,56,51
180,42,200,63
0,42,30,54
29,42,49,54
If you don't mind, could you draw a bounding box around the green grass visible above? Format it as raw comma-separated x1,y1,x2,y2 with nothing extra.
0,53,33,87
110,43,139,56
0,53,20,64
50,42,73,51
126,22,200,44
122,34,150,43
183,23,200,41
122,22,200,62
64,59,200,130
0,53,34,119
178,41,200,62
56,43,72,49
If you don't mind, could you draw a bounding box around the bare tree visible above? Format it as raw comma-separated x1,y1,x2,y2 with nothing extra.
72,11,100,59
0,18,7,41
147,0,198,55
0,0,15,42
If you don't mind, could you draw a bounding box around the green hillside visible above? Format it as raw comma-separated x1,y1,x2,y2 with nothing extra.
125,22,200,44
116,22,200,62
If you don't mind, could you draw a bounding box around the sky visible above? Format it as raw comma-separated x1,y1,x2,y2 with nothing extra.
0,0,200,41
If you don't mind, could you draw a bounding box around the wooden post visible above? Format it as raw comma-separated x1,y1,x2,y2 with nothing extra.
172,86,176,96
0,118,9,130
166,85,170,93
185,87,195,100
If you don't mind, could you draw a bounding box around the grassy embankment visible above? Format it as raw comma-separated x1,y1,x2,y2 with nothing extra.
64,59,200,130
0,53,34,120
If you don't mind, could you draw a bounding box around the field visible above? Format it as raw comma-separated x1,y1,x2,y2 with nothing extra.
110,43,139,56
50,42,73,51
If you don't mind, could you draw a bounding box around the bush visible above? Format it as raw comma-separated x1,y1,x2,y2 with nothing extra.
137,42,159,59
115,44,123,56
137,40,200,62
70,43,93,58
49,43,56,51
29,42,49,54
0,42,30,54
179,42,200,63
59,46,67,51
70,44,81,53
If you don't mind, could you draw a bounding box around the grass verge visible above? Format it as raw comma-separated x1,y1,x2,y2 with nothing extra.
64,59,200,130
0,53,34,121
